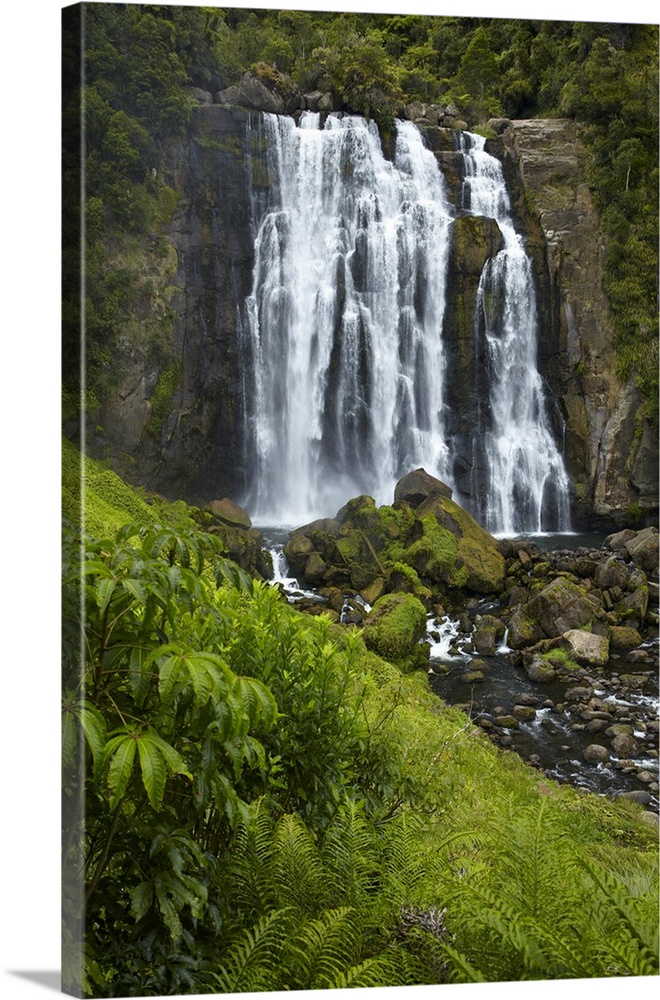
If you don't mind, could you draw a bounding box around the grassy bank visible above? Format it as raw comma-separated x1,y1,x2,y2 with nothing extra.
62,441,658,995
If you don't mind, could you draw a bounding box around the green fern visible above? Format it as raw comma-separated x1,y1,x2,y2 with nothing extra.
577,856,659,976
284,906,363,988
321,799,380,906
210,907,293,993
272,813,329,915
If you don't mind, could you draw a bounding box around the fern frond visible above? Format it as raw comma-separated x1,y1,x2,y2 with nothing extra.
439,941,487,983
321,799,379,904
600,935,660,977
331,949,412,988
578,855,659,962
226,803,280,918
211,907,293,994
272,813,328,914
284,906,362,989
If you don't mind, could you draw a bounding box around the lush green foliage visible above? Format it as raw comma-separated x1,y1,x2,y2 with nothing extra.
63,469,658,994
62,436,202,537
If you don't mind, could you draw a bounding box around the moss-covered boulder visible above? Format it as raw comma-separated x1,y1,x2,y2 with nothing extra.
285,476,505,599
561,629,609,666
525,577,601,638
608,625,643,648
362,593,429,670
626,526,659,574
410,492,506,593
386,562,433,605
508,606,546,649
403,514,466,587
209,523,272,578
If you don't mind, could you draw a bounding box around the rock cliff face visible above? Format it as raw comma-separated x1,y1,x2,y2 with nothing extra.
89,100,657,529
491,118,657,528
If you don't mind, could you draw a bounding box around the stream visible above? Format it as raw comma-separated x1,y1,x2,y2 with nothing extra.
263,529,659,813
425,607,659,811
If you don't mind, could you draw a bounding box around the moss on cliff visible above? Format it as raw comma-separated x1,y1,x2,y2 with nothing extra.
62,437,198,538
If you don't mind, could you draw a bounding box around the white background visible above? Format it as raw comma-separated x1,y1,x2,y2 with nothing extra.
0,1,656,998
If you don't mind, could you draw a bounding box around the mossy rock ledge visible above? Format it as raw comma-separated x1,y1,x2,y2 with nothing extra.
283,470,506,603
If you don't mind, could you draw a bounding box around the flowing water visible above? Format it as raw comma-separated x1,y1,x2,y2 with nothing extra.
243,112,454,524
241,114,571,534
426,611,659,809
457,133,571,535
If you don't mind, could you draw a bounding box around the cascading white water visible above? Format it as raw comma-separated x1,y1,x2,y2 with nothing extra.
243,112,454,524
241,113,571,534
458,132,571,535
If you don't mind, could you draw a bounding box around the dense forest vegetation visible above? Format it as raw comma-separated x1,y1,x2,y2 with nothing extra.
62,3,659,427
62,440,658,995
62,6,659,996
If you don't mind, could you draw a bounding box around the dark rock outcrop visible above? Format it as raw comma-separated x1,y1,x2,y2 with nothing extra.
393,468,452,507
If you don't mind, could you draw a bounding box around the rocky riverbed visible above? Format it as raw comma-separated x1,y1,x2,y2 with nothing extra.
208,469,659,813
424,600,659,811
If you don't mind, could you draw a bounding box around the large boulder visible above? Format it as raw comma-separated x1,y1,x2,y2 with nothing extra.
207,497,252,530
394,469,452,508
509,606,546,649
285,483,505,596
626,526,659,574
412,492,506,593
236,66,304,115
605,528,637,552
525,577,601,638
595,555,629,591
561,629,609,666
362,593,429,670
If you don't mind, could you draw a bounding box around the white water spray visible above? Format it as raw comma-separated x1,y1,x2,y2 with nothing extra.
458,132,571,534
241,114,571,534
243,112,453,523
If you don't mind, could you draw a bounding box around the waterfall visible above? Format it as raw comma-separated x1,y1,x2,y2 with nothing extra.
241,112,571,534
242,112,453,524
457,132,571,535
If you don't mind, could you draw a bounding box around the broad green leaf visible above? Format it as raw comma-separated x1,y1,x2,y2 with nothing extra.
122,577,148,604
137,738,167,810
107,736,137,808
154,879,183,939
233,675,278,728
96,576,117,614
80,560,112,578
131,881,154,922
77,705,107,774
144,731,191,779
184,654,215,704
158,653,184,701
128,645,151,706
